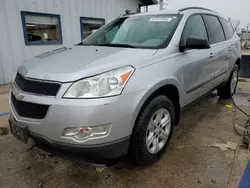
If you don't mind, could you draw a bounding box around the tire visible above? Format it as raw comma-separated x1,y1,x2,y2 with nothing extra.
129,95,175,166
217,64,239,99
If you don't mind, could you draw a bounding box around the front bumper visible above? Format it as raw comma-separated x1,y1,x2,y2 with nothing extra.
9,83,147,160
9,116,130,165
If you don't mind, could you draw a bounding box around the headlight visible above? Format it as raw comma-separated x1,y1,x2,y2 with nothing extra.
63,66,135,98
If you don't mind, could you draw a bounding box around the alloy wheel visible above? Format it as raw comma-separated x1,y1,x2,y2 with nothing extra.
146,108,171,154
231,68,238,95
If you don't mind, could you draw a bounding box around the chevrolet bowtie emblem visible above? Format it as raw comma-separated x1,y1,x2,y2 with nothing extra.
14,93,25,100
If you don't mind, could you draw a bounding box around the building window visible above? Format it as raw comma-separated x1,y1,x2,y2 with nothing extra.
80,17,105,40
21,11,63,45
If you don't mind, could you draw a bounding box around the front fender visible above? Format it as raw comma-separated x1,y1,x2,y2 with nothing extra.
129,78,183,131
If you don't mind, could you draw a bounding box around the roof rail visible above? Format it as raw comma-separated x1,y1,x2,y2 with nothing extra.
179,7,217,13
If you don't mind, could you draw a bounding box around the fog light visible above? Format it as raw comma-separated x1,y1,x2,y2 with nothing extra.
62,124,111,141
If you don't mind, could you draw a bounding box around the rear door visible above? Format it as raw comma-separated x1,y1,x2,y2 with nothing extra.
219,18,237,72
203,15,228,85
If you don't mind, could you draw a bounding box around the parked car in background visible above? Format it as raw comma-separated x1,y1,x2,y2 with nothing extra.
9,7,241,166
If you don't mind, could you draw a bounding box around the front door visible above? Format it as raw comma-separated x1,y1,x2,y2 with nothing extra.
179,14,215,104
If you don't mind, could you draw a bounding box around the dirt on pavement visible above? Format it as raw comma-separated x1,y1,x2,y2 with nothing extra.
0,127,9,136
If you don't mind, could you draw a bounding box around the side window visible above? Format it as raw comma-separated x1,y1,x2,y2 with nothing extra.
204,15,225,44
219,18,235,40
182,15,208,44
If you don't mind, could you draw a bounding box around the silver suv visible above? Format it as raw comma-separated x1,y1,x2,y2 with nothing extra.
9,7,241,166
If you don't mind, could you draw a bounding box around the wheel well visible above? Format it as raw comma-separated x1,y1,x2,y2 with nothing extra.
235,58,241,69
140,85,180,125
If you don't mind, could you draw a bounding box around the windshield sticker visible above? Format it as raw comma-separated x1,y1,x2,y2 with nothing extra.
149,17,172,22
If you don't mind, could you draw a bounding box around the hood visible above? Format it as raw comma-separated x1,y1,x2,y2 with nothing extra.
19,46,157,82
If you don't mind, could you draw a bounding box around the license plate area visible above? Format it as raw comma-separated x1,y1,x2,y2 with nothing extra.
9,120,28,144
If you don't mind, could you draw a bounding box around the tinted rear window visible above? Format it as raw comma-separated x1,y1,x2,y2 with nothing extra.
204,15,225,44
219,18,234,40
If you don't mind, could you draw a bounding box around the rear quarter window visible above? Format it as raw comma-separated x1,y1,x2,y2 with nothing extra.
203,15,225,44
219,18,235,40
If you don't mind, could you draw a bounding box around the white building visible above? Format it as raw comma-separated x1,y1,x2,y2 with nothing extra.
0,0,156,84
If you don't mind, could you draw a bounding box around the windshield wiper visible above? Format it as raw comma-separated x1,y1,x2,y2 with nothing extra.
76,42,86,45
76,43,136,48
107,43,136,48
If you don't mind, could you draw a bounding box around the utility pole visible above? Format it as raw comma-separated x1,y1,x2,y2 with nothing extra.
159,0,164,11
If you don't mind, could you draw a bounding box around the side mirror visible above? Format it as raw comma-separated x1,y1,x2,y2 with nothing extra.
180,36,210,52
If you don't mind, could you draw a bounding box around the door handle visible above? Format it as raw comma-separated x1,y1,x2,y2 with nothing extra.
209,53,215,58
228,47,232,51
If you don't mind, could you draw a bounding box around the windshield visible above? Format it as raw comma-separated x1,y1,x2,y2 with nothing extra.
80,14,182,49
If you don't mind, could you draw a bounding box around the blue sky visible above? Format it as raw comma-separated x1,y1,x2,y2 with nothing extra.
146,0,249,29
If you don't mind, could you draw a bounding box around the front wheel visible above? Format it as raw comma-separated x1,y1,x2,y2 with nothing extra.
217,64,239,99
129,95,175,166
